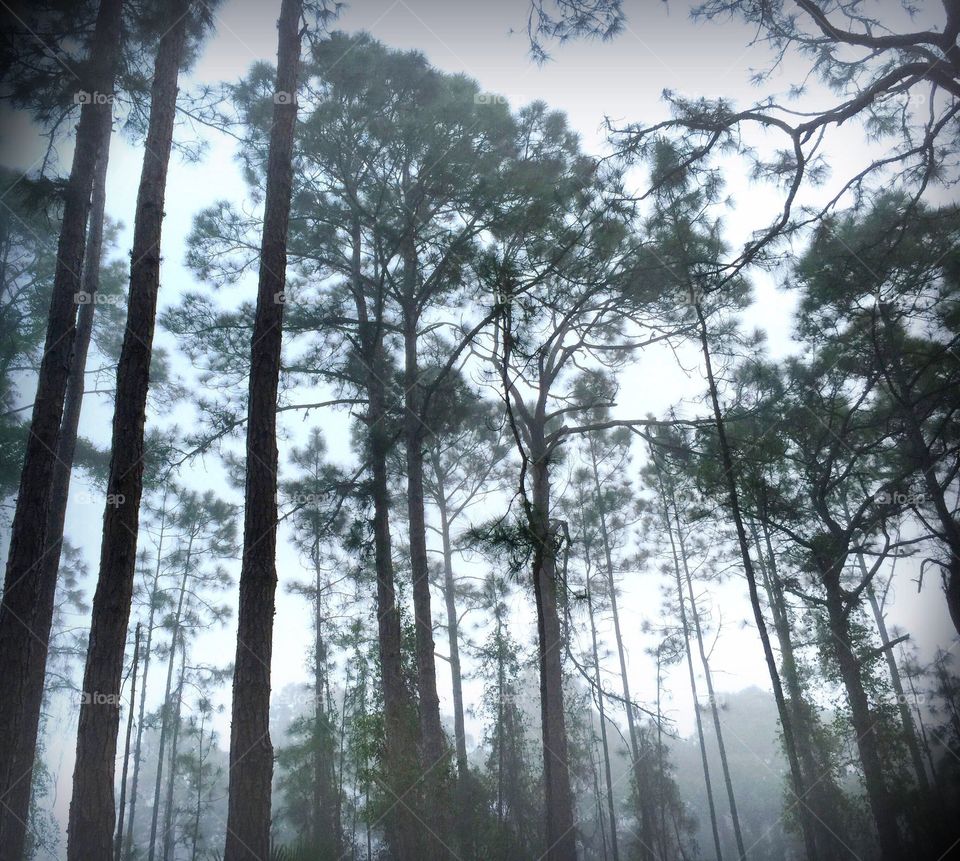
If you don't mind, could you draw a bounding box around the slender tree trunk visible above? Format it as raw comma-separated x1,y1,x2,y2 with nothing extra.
190,714,205,861
434,464,473,855
161,646,186,861
529,447,577,861
311,551,342,855
653,458,723,861
671,498,745,860
223,2,303,857
0,3,122,853
816,545,904,861
401,297,448,857
750,517,846,860
148,614,185,861
68,8,189,856
115,624,141,859
585,573,619,861
126,488,170,860
694,302,818,861
433,468,468,778
857,555,934,800
587,436,655,857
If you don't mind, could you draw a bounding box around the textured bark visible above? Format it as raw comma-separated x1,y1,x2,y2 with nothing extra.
0,1,122,854
67,6,188,857
402,297,449,857
223,1,303,857
530,450,577,861
695,303,819,861
115,624,141,860
0,111,113,860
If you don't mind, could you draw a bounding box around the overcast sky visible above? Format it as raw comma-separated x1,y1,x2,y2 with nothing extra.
3,0,956,848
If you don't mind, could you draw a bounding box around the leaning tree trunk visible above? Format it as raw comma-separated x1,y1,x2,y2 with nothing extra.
654,459,724,861
401,295,449,857
816,544,904,861
750,517,847,860
0,2,122,854
67,6,188,857
587,436,656,858
695,302,819,861
673,498,746,861
223,2,303,857
1,111,114,860
529,445,577,861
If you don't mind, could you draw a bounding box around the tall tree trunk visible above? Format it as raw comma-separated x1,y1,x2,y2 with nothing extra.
126,487,170,860
585,572,620,861
434,468,468,777
351,209,421,859
815,542,904,861
750,517,847,860
653,458,723,861
671,498,745,860
694,302,819,861
161,645,186,861
68,7,189,856
115,624,141,859
401,298,448,857
147,624,180,861
223,2,303,857
1,113,114,860
587,436,655,858
311,551,342,855
434,466,472,855
0,2,122,853
529,448,577,861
